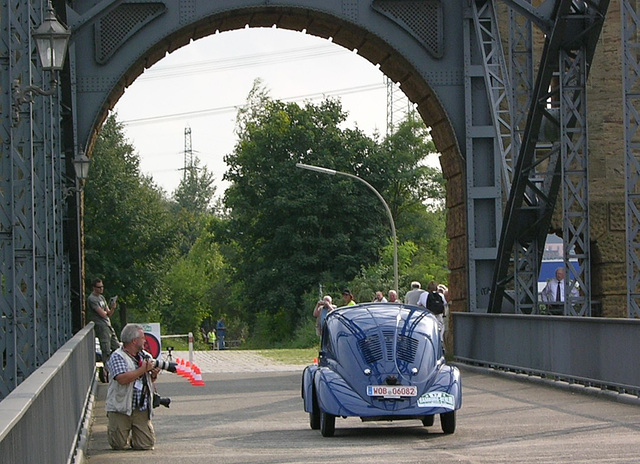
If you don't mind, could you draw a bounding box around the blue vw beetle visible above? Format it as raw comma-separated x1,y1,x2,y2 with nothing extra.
302,303,461,437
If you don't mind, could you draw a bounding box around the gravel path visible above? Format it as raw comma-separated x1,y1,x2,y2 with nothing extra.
169,350,310,374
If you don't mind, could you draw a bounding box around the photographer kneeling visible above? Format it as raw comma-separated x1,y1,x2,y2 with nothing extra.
105,323,161,450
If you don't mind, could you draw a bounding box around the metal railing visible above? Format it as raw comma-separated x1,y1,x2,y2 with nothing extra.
0,323,96,464
453,313,640,396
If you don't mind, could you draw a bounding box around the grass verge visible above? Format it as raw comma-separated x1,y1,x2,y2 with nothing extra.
255,348,319,365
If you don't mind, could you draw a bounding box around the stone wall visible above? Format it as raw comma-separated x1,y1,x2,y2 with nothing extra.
577,0,626,317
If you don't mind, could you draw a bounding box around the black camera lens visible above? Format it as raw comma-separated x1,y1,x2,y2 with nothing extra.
152,392,171,408
152,359,178,373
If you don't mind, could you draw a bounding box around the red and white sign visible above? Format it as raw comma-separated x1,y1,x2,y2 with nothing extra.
139,322,162,359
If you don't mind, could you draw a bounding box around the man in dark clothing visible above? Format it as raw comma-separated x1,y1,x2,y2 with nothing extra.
88,278,120,372
216,318,227,350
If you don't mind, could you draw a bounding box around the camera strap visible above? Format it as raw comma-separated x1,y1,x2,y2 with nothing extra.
130,352,151,411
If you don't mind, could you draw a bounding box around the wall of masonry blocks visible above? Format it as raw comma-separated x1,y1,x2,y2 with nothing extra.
566,0,626,317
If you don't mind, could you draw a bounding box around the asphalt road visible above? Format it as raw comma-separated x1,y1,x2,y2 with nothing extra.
84,352,640,464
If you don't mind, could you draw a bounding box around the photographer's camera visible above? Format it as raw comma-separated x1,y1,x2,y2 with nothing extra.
152,392,171,408
152,359,177,373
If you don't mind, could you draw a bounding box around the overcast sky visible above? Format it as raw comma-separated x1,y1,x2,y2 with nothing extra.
112,28,403,198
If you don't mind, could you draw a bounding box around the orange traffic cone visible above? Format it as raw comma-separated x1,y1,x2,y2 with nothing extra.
186,362,195,382
181,361,192,379
191,365,205,386
175,358,186,376
180,359,190,378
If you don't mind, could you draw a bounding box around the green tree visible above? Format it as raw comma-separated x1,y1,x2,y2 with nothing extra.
376,116,444,239
343,116,448,299
161,224,225,334
84,114,177,326
224,83,389,327
173,158,217,214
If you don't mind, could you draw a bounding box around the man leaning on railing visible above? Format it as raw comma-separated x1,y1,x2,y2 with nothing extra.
540,267,579,314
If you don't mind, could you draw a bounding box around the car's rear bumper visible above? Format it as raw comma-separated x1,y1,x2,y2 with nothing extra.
303,364,461,418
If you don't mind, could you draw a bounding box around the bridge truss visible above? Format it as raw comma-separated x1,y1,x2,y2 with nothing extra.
486,0,608,317
1,0,632,399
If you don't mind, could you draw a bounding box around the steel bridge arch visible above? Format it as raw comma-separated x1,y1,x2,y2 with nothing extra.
67,0,471,309
7,0,617,398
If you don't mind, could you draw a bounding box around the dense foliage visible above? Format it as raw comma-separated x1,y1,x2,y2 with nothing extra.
224,85,389,325
84,88,447,347
84,116,177,329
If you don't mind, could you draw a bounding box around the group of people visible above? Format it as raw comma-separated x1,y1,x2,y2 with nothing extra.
313,267,576,338
203,318,227,350
313,281,451,337
88,276,237,452
87,278,158,451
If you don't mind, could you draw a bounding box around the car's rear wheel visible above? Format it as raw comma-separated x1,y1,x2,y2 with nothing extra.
320,411,336,437
421,415,434,426
440,411,456,434
309,389,320,430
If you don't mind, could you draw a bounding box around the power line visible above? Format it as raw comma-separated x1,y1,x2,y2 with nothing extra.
139,44,348,81
120,82,385,126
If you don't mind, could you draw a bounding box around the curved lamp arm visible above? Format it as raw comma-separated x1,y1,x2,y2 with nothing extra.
296,162,399,292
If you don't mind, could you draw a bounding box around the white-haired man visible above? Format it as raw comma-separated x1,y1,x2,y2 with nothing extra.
404,281,425,306
541,267,579,310
105,323,160,450
313,295,336,337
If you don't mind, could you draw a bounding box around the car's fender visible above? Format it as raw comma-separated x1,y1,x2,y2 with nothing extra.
314,366,373,417
302,364,319,413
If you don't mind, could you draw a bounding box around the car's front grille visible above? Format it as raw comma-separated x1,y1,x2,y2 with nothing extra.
359,331,419,365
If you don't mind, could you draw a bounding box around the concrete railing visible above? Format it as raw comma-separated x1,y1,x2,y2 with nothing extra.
0,323,96,464
453,313,640,396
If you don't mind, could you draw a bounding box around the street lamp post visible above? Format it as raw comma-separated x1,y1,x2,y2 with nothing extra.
12,0,71,114
296,162,399,293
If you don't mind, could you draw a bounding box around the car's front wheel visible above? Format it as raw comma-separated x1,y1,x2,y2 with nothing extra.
440,411,456,434
320,411,336,437
421,415,434,427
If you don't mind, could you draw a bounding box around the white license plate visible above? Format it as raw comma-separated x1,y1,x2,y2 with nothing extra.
366,385,418,398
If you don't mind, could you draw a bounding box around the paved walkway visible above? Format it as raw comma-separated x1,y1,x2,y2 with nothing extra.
167,350,308,374
84,353,640,464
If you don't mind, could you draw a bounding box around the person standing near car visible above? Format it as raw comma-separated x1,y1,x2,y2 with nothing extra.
373,291,387,303
388,289,401,303
342,289,356,306
404,281,426,306
88,278,120,374
417,281,447,333
314,295,336,337
106,324,160,450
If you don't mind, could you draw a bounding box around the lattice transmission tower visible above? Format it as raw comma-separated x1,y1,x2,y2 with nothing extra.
385,76,414,135
182,125,194,180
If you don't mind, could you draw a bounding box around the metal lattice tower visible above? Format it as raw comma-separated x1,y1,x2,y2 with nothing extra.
385,76,413,135
183,125,193,180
